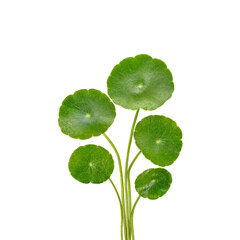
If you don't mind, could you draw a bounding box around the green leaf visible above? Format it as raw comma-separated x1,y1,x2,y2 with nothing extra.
58,89,116,140
135,168,172,200
107,54,174,110
134,115,182,166
68,144,114,184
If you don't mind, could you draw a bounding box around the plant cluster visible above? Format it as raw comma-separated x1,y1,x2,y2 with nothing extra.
58,54,183,240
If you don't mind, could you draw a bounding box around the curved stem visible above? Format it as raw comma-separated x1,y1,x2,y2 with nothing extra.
103,133,127,240
109,178,122,210
127,150,141,225
109,178,123,240
131,196,141,240
125,109,140,238
128,151,141,173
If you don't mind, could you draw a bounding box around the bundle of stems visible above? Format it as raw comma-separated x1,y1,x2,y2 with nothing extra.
104,109,140,240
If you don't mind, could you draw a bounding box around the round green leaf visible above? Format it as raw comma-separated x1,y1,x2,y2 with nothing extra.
135,168,172,200
134,115,183,166
107,54,174,110
68,144,114,184
58,89,116,140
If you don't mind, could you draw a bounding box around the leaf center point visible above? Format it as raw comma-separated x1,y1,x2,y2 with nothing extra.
85,113,91,118
155,139,161,144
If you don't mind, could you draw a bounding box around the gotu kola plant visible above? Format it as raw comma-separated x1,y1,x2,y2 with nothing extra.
58,54,183,240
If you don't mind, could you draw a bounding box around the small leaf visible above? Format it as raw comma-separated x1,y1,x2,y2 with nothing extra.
135,168,172,200
134,115,182,166
58,89,116,139
68,144,114,184
107,54,174,110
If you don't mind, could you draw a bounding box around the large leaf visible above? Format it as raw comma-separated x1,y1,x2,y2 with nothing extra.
135,168,172,200
134,115,182,166
107,54,174,110
68,144,114,184
58,89,116,139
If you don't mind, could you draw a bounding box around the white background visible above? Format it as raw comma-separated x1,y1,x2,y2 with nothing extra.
0,1,240,239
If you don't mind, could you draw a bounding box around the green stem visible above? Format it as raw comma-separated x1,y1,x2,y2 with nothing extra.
125,109,140,239
109,178,123,240
127,150,141,226
131,196,141,240
103,133,127,240
128,151,141,173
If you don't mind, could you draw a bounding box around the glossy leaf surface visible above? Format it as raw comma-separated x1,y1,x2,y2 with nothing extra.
58,89,116,139
135,168,172,200
69,144,114,184
107,54,174,110
134,115,182,166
